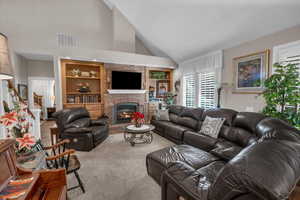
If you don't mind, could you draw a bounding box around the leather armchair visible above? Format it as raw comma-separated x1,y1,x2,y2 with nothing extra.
53,107,109,151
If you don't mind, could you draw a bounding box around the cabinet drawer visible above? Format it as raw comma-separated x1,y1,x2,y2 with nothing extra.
64,104,83,109
85,104,101,111
89,111,101,119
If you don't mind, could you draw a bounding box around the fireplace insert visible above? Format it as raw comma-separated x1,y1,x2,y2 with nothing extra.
115,102,139,124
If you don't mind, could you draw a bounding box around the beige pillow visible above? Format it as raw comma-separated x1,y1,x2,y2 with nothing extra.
200,116,225,138
156,109,170,121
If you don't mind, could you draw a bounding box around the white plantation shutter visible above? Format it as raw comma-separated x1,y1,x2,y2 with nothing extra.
198,71,216,109
183,74,196,108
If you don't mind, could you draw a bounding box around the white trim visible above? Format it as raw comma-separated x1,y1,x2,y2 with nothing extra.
107,89,147,94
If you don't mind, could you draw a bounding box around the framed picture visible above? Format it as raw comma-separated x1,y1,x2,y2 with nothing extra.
18,84,28,100
233,50,270,93
156,80,169,98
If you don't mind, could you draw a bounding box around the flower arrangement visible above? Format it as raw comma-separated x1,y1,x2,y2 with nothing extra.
0,87,36,155
131,112,145,128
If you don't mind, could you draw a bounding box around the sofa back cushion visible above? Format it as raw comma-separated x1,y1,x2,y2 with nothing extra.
179,107,204,120
209,139,300,200
63,107,90,125
64,117,90,129
176,116,199,130
256,117,300,143
233,112,265,134
168,105,185,115
169,113,179,123
219,126,257,147
202,109,237,126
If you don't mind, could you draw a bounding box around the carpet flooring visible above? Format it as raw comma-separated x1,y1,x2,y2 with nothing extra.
66,133,173,200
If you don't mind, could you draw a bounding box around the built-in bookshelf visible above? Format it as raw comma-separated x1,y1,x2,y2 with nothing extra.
61,59,106,119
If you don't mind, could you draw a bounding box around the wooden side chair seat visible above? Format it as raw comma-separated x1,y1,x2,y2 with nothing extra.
44,139,85,193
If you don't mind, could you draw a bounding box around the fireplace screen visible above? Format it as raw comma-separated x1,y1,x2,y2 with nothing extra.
115,103,138,124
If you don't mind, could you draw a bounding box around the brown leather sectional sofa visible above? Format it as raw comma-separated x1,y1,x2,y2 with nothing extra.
146,105,300,200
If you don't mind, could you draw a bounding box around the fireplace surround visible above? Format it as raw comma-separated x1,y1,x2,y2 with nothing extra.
113,102,138,124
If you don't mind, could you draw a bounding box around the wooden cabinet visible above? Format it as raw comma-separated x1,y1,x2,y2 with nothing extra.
61,59,106,119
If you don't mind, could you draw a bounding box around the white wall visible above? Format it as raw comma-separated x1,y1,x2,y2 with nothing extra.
27,60,54,78
11,53,28,85
113,7,136,53
135,37,152,56
0,0,113,53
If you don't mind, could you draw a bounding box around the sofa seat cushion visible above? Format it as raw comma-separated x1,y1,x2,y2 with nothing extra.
183,131,218,151
163,161,225,200
91,126,109,141
146,145,220,184
164,123,192,140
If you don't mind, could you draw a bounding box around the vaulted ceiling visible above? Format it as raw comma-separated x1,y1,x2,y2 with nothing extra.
106,0,300,63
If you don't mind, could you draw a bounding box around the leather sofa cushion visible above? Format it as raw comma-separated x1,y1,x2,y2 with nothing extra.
256,117,300,143
163,161,225,200
219,125,257,147
63,107,90,124
233,112,265,133
91,126,109,141
169,113,179,123
176,116,198,130
209,140,300,200
210,145,242,161
202,109,237,126
148,145,220,170
183,131,217,151
179,107,204,120
64,127,92,134
151,120,173,135
64,117,90,129
168,105,185,115
164,123,191,140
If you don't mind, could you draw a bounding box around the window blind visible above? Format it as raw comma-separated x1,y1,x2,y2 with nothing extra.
198,71,216,109
183,74,196,108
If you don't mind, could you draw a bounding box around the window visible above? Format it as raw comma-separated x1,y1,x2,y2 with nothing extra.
183,74,196,108
198,71,216,109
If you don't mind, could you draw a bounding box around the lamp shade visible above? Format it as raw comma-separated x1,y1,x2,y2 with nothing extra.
0,33,13,79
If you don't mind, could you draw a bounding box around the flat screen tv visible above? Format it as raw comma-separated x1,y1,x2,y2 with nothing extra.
111,71,142,89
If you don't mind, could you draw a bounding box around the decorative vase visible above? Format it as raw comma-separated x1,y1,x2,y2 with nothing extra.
135,120,142,128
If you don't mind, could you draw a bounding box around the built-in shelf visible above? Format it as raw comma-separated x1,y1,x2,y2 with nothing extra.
65,76,101,80
149,78,170,81
67,92,100,95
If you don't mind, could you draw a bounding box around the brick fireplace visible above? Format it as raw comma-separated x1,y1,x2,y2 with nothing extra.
104,93,147,125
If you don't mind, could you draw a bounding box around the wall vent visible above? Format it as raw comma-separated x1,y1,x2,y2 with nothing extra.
57,33,78,48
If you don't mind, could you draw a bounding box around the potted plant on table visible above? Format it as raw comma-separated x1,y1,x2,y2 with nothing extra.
131,112,145,128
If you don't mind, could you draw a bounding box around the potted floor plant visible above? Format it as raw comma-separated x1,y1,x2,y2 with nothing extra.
262,63,300,129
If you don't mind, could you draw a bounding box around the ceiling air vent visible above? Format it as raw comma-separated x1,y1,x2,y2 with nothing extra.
57,33,78,48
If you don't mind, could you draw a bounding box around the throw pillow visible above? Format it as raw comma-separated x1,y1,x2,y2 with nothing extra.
156,109,170,121
200,116,225,138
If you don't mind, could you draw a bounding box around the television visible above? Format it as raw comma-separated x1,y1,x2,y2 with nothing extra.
111,71,142,89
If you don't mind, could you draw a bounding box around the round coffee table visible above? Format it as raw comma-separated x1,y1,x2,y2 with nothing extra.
124,124,155,146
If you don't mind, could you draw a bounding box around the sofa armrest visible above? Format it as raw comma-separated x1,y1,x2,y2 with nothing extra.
90,116,109,126
64,127,92,134
162,161,198,200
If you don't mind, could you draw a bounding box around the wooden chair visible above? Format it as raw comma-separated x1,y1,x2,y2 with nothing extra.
44,139,86,193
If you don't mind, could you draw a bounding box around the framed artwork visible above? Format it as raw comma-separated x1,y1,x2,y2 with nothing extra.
156,80,169,98
233,49,270,93
18,84,28,100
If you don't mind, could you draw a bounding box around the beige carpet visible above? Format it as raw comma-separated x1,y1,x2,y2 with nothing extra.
67,133,173,200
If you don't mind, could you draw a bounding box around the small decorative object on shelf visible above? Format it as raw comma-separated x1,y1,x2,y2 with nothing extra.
77,83,91,93
71,69,81,77
81,71,90,77
163,92,177,105
90,70,97,78
131,112,145,128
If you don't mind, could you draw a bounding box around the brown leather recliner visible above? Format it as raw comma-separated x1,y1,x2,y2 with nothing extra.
147,105,300,200
53,107,109,151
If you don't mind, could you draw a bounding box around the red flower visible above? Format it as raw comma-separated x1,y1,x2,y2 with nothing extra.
16,133,36,150
0,112,18,127
131,112,144,120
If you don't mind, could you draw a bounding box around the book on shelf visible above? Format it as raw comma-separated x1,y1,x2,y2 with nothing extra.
67,94,100,104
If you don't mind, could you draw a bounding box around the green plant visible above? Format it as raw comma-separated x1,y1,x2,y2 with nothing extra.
262,63,300,129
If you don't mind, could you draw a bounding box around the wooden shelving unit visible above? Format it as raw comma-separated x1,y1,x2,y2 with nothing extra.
61,59,106,119
146,68,173,121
